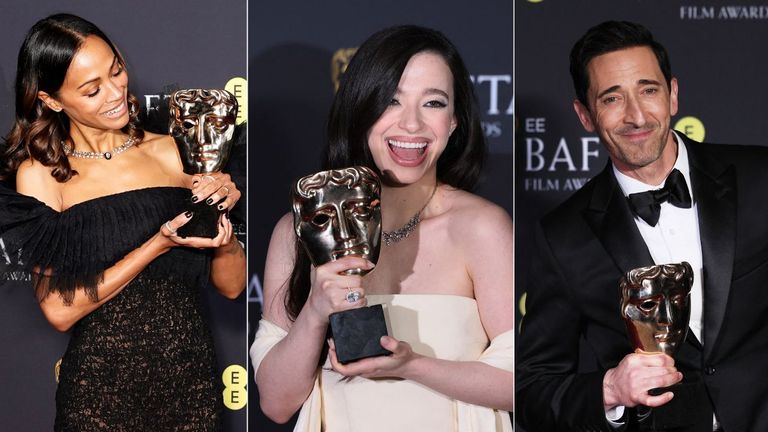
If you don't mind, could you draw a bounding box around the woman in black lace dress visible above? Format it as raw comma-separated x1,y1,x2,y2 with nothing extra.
0,14,245,431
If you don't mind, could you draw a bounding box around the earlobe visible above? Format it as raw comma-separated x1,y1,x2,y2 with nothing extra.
669,78,679,116
38,91,62,112
573,99,595,133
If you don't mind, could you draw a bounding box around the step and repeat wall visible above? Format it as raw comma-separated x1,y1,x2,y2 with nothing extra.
516,0,768,422
247,0,512,429
0,1,247,431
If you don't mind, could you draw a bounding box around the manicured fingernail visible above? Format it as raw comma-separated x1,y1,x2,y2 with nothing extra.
205,198,213,205
185,211,193,218
217,204,224,210
192,180,199,187
191,196,198,203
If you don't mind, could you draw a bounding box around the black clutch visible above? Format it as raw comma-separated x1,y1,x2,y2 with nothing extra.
329,304,391,364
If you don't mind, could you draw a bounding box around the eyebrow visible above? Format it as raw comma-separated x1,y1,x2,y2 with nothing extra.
423,88,450,99
596,79,663,100
76,56,118,90
395,87,450,99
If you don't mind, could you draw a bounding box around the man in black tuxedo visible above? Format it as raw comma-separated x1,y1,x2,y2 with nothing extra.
516,21,768,432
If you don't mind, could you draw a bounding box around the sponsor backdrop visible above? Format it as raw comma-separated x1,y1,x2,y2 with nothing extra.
248,0,512,429
516,0,768,426
0,1,247,430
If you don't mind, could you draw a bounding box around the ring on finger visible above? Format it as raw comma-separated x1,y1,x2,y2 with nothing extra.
345,287,362,303
221,186,230,196
164,221,177,236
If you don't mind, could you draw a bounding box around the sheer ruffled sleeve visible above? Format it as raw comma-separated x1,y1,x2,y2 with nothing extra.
0,185,195,304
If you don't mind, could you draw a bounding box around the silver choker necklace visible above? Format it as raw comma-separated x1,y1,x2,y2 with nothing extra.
65,136,137,160
382,184,438,246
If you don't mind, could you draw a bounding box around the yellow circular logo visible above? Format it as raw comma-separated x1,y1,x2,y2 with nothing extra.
222,364,247,410
518,292,527,317
225,77,248,125
674,116,705,142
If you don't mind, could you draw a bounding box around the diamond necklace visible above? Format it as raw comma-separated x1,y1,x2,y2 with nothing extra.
382,184,438,246
65,136,137,160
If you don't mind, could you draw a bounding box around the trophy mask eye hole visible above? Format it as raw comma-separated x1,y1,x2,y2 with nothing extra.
639,299,658,313
672,293,687,306
182,120,196,130
211,118,229,130
311,213,331,226
351,202,372,219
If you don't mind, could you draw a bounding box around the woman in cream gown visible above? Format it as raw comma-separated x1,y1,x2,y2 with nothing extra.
251,25,513,431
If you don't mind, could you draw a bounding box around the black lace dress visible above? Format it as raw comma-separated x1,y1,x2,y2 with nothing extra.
0,186,221,431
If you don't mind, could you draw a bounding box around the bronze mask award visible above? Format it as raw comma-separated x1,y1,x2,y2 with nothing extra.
620,262,692,356
620,262,710,429
169,89,237,238
292,166,390,364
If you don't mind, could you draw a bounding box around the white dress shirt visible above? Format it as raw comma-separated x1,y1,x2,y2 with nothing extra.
606,132,714,428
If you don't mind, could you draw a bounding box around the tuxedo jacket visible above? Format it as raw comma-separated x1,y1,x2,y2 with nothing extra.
517,135,768,432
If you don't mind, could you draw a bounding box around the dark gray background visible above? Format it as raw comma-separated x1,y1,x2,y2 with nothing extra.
0,1,247,430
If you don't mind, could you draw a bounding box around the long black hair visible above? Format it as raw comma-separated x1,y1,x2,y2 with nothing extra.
1,13,143,182
285,25,486,321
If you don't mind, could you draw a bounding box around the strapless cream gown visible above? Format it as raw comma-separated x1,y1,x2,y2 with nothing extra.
318,294,512,432
251,294,513,432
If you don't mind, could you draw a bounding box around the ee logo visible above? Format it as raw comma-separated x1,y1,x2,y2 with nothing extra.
225,77,248,126
223,364,247,410
674,116,705,142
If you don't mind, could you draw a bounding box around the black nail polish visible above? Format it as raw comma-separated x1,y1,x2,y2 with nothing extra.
217,204,224,210
191,196,198,203
185,211,193,218
206,198,214,205
192,180,199,187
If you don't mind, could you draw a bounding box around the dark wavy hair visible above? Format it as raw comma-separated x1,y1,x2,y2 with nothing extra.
0,13,143,183
285,25,486,321
570,20,672,108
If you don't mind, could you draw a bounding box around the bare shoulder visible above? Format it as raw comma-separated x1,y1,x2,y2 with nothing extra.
16,159,62,210
139,132,178,158
137,132,185,178
442,187,513,243
272,212,296,242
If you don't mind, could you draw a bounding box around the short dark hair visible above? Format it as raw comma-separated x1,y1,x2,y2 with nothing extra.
569,21,672,107
325,25,485,191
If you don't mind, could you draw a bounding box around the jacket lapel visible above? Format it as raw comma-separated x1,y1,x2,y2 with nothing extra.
685,137,736,361
582,164,655,275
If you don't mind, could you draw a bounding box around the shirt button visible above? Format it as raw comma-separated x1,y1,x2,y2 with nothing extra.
705,366,716,375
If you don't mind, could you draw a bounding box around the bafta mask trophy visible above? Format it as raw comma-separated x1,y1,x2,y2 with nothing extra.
620,262,693,356
292,166,390,364
169,89,237,238
620,262,704,430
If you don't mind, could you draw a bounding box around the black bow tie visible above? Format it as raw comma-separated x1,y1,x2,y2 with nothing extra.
627,168,692,226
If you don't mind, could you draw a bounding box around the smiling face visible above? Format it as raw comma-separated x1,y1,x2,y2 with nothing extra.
573,46,679,178
38,35,129,133
292,167,382,274
620,263,692,356
366,51,457,185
